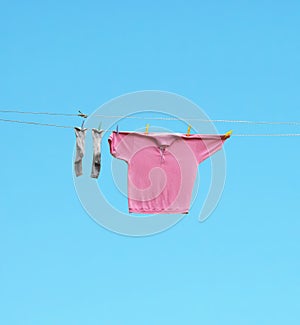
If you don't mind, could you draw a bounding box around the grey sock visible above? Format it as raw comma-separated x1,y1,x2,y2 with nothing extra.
74,127,87,177
91,129,104,178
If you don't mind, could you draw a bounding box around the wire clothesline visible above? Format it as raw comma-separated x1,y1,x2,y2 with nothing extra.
1,117,300,137
93,115,300,125
1,109,300,125
0,109,79,117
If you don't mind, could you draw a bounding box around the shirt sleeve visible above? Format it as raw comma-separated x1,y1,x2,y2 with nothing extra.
108,132,133,162
187,134,229,164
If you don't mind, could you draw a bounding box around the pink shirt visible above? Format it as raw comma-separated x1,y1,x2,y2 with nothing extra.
108,132,229,214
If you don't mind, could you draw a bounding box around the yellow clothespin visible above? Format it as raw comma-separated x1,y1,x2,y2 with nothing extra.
186,125,192,136
145,124,150,134
225,130,233,138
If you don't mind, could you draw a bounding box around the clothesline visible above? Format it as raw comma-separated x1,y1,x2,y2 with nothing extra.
0,109,79,117
1,109,300,125
93,115,300,125
1,118,300,136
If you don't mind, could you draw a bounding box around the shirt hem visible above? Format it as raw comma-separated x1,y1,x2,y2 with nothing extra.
129,208,189,214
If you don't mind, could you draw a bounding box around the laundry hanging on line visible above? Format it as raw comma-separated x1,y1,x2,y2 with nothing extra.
74,127,104,178
74,127,231,214
108,131,230,214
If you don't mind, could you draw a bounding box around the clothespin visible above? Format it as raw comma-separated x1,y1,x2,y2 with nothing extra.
186,125,192,136
145,124,150,134
225,130,233,139
98,121,102,130
77,110,87,129
116,125,119,134
78,110,88,119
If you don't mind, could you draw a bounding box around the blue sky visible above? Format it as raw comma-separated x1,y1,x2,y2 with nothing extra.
1,1,300,324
